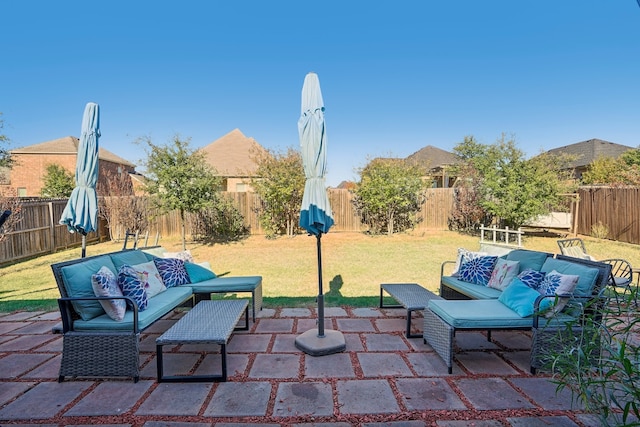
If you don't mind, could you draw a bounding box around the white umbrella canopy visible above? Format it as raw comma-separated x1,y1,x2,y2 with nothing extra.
295,73,344,356
59,102,100,257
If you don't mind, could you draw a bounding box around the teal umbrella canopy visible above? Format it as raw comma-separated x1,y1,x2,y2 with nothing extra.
60,102,100,257
298,72,334,235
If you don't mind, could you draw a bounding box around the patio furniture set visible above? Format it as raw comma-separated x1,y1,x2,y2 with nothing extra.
51,243,620,383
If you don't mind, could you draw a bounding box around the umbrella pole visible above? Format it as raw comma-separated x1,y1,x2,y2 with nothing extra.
81,232,87,258
316,233,324,337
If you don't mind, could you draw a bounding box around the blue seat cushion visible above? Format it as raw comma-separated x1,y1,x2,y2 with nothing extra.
72,287,193,331
441,276,502,299
428,299,532,329
189,276,262,293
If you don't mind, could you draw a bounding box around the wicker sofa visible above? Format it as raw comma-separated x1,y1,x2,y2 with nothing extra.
426,250,613,374
51,248,262,382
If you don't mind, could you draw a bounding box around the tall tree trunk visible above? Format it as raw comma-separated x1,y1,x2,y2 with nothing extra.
180,209,186,250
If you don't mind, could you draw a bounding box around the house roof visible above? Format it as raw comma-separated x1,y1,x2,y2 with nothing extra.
406,145,458,169
546,138,635,169
199,128,267,177
12,136,135,167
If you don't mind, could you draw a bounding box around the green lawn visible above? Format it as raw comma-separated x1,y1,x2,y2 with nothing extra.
1,230,638,312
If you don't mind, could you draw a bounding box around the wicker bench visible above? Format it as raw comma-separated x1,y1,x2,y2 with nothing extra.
156,299,249,382
380,283,442,338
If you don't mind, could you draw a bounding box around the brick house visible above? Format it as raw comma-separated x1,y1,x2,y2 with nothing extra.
406,145,459,188
199,128,269,192
1,136,137,197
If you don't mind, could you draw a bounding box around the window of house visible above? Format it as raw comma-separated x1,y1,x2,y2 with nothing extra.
17,188,27,197
235,183,247,192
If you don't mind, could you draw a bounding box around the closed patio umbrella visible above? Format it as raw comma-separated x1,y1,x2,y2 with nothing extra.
60,102,100,258
295,72,345,356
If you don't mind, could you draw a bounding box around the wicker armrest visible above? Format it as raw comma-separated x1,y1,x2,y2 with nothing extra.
57,296,139,333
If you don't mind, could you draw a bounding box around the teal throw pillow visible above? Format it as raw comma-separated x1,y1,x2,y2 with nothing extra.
185,262,217,282
499,278,550,317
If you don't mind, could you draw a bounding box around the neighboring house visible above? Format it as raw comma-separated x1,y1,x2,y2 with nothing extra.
199,128,268,192
1,136,137,197
406,145,459,188
546,138,635,180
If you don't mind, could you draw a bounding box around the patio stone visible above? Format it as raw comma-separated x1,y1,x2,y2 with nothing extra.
272,382,333,417
358,353,412,377
491,330,532,349
374,317,406,332
22,354,61,379
292,423,351,427
323,306,348,317
1,312,43,321
335,318,375,332
65,381,154,416
280,307,311,317
304,352,355,378
195,353,249,377
364,333,409,351
0,321,24,334
405,352,461,376
0,381,91,420
343,333,364,351
500,350,531,373
227,333,271,352
35,336,63,352
143,422,210,427
352,307,383,317
455,351,519,375
142,318,176,334
0,353,54,378
203,381,271,417
436,421,503,427
336,379,400,414
255,318,294,333
363,422,426,427
256,307,276,318
509,377,584,410
395,378,467,411
272,333,299,352
455,378,535,410
0,381,35,406
11,321,60,335
507,416,580,426
454,331,500,350
136,383,212,416
142,353,201,378
296,318,332,333
249,354,301,378
0,335,57,352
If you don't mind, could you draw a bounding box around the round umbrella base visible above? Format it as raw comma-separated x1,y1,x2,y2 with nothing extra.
295,328,346,356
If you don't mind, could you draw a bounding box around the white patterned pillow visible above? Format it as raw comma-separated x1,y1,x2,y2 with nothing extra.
537,270,579,318
452,248,488,276
132,261,166,298
163,250,194,263
91,266,126,321
487,258,520,291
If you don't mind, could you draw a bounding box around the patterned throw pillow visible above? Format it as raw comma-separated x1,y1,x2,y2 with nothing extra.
154,257,191,288
517,268,546,290
458,256,498,286
132,261,166,298
91,266,126,321
537,270,579,296
163,250,195,263
452,248,488,276
117,264,148,311
487,258,520,291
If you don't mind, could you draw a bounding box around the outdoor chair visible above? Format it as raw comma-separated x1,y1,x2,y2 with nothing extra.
557,238,636,305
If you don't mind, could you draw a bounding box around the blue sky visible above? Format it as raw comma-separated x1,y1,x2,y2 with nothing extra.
2,1,639,187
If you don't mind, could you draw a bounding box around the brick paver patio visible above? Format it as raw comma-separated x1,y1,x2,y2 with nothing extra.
0,305,612,426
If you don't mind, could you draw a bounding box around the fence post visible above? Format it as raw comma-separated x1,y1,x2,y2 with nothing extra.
48,201,55,254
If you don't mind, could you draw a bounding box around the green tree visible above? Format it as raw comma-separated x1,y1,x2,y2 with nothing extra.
0,113,14,169
40,164,75,198
139,135,221,250
352,158,427,235
250,147,306,238
582,149,640,186
453,134,575,229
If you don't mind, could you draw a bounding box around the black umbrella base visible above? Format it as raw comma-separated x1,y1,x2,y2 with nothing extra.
295,329,346,356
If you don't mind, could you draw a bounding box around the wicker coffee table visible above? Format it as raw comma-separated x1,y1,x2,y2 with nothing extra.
380,283,442,338
156,299,249,382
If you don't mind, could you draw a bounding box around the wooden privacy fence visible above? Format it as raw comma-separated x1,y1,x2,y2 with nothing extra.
3,186,638,265
576,186,640,245
0,199,102,265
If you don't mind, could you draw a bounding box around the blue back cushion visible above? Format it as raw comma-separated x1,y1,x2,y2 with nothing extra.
541,258,599,297
110,250,150,270
506,249,550,273
60,255,117,321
